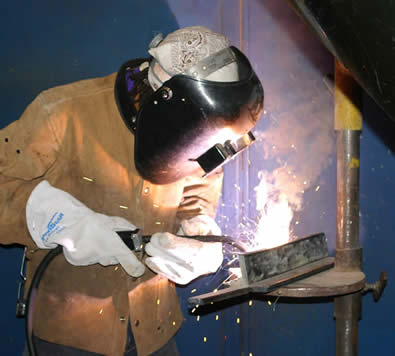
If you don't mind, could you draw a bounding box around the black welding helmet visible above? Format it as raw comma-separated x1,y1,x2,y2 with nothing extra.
115,45,263,184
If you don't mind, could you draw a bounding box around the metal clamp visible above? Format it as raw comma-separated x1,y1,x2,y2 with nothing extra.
363,271,387,302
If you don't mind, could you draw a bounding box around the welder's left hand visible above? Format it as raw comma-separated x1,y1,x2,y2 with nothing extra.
145,232,223,285
25,180,145,277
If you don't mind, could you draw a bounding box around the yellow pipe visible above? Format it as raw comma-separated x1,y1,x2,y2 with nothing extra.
334,60,363,131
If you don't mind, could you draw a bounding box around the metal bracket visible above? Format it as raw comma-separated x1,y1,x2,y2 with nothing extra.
363,271,387,302
131,230,144,252
16,247,27,318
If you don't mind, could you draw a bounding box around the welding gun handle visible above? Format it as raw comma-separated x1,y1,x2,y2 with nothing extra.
116,230,137,250
116,230,151,251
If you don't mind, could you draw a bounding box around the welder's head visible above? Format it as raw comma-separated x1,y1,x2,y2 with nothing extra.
115,26,264,184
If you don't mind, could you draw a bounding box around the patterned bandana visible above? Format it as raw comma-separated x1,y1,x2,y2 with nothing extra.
147,26,239,91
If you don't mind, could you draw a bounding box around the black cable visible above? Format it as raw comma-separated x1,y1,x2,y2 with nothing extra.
24,233,245,355
25,245,63,356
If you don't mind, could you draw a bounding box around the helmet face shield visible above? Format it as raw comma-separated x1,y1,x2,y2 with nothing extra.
196,131,256,176
132,46,264,184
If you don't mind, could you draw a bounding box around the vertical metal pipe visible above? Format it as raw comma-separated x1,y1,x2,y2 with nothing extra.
334,293,362,356
334,60,363,270
333,59,363,356
335,130,362,270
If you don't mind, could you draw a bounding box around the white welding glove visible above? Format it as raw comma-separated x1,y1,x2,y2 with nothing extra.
177,215,222,236
25,180,145,277
145,232,223,285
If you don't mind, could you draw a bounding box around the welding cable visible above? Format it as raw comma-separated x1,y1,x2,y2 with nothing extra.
25,233,245,355
24,230,142,356
25,245,62,356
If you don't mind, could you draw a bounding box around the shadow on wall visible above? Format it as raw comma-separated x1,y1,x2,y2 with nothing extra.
0,1,178,354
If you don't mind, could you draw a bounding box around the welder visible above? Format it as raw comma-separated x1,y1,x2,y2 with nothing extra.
0,26,263,355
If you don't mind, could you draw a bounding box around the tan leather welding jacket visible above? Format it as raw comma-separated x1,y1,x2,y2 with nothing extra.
0,73,223,356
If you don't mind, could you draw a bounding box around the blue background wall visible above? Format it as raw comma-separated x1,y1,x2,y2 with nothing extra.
1,1,394,355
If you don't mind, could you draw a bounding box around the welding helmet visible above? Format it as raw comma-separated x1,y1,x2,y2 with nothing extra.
115,27,264,184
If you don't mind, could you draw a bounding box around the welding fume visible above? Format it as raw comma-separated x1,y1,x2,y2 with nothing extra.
0,26,264,355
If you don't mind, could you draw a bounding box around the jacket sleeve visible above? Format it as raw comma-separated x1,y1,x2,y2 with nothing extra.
176,169,223,222
0,93,59,246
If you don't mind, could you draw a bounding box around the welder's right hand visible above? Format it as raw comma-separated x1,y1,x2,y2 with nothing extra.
145,232,223,285
25,180,145,277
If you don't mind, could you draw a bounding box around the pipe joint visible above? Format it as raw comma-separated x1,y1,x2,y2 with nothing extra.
335,248,362,272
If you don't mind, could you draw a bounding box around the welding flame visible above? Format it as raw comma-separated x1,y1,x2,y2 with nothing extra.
252,171,293,250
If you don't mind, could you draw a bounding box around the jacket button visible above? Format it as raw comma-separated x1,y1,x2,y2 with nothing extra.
135,320,140,327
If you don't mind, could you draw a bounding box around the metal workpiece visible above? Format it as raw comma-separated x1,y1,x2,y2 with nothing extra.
189,233,334,306
239,233,328,284
189,257,335,306
334,293,362,356
189,258,367,304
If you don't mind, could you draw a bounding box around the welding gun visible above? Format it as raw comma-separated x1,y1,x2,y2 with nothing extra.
116,229,247,253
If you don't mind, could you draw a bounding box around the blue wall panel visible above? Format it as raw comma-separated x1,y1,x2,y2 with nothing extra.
359,94,395,354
